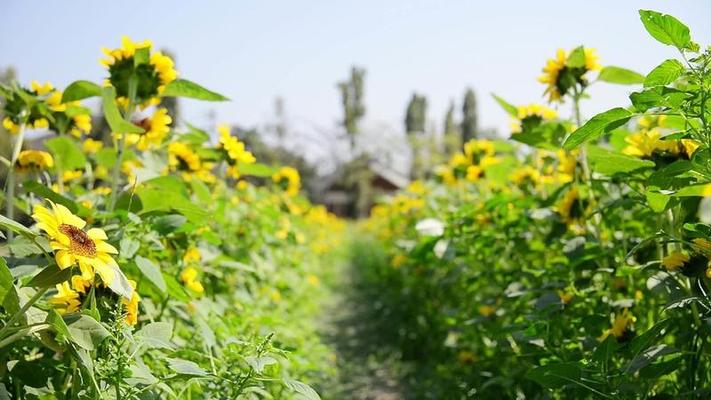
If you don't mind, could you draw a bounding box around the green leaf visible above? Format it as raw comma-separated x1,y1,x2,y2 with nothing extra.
105,263,134,300
674,184,710,197
0,215,35,239
134,47,150,66
23,180,80,213
47,308,72,344
101,86,144,134
161,79,229,101
61,81,102,102
245,356,278,373
191,180,212,205
119,237,140,259
646,190,671,213
526,362,582,389
592,336,619,368
134,256,167,293
587,145,655,175
0,257,14,306
151,214,187,235
283,379,321,400
567,46,585,68
28,264,72,288
639,10,692,50
644,59,685,87
238,163,275,178
491,94,518,117
45,136,87,171
598,66,644,85
135,321,174,350
166,358,208,376
65,314,110,351
563,108,633,149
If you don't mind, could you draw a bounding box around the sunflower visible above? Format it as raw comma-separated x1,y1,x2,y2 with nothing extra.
32,201,119,285
180,267,204,294
183,247,201,264
539,48,601,103
555,186,584,225
272,166,301,196
15,150,54,172
100,36,178,107
125,108,172,150
662,251,689,271
598,309,635,341
82,139,104,154
49,282,82,315
510,104,557,134
217,124,256,178
123,280,140,326
168,141,201,173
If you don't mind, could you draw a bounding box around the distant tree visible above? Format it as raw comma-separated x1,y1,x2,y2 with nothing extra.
274,96,286,140
443,100,461,156
404,93,427,134
461,88,478,143
337,66,366,148
444,100,456,136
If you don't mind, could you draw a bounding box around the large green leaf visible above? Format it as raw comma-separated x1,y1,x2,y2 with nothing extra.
526,362,582,389
61,80,101,102
135,321,174,350
598,66,644,85
23,180,80,213
101,87,144,134
0,214,36,239
0,257,14,307
644,59,685,87
166,358,208,376
134,256,166,293
587,146,655,175
563,108,633,149
491,93,518,117
65,314,111,351
639,10,693,50
238,163,276,178
283,379,321,400
45,136,87,171
28,264,72,288
161,79,229,101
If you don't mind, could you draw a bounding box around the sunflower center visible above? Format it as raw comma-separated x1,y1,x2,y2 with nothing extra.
59,224,97,257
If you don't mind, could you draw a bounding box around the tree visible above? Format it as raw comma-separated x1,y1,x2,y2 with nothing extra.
274,96,286,140
461,88,478,143
404,93,427,134
443,100,461,157
337,66,366,148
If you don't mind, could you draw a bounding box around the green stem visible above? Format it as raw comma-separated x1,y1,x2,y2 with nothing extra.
0,287,49,340
5,126,25,239
108,79,138,212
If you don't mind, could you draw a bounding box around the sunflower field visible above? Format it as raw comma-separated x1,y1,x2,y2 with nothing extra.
1,7,711,400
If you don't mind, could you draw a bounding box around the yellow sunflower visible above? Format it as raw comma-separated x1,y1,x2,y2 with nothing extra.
272,166,301,196
126,108,172,150
510,104,557,133
598,309,635,341
15,150,54,172
123,280,140,326
180,267,204,294
168,141,201,173
217,124,256,177
32,201,119,285
100,36,178,107
49,282,82,315
539,48,601,103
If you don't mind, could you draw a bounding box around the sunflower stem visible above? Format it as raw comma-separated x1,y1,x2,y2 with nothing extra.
0,286,49,340
108,78,138,212
5,125,25,239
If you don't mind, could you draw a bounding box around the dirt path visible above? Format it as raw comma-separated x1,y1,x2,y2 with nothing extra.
318,263,405,400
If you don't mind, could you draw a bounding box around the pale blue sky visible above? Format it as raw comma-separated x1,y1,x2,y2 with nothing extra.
2,1,711,142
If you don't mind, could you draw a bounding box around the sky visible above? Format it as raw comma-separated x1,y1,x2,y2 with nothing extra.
2,1,711,162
